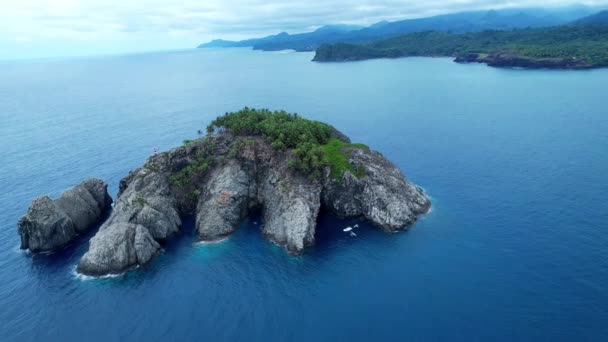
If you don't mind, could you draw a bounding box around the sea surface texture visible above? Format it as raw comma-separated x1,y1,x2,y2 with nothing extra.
1,49,607,341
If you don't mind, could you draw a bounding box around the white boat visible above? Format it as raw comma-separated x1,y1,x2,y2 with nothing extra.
343,226,353,232
350,232,357,237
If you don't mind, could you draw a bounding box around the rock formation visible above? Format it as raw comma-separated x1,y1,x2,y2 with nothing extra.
20,110,431,276
75,128,430,275
322,147,430,231
18,178,112,253
77,159,181,275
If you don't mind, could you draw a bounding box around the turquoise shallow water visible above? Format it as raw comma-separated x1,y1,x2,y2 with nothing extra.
1,49,607,341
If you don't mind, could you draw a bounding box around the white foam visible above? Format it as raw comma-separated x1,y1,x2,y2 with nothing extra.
195,237,229,245
14,245,31,255
419,187,434,217
417,203,433,220
71,265,126,281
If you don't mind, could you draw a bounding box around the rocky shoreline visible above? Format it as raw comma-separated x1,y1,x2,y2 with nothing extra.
19,111,431,276
313,51,598,70
453,53,595,69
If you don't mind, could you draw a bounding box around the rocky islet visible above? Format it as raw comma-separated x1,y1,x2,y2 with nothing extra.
18,178,112,253
19,110,431,276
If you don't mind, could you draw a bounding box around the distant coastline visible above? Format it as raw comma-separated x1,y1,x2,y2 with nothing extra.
198,7,604,52
312,25,608,69
199,8,608,70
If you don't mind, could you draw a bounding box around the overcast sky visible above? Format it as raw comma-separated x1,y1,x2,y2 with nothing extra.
1,0,607,60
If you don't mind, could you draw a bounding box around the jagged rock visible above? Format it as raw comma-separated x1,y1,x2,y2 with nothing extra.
18,197,76,252
196,140,323,253
76,223,160,276
251,146,322,253
261,169,322,254
196,160,255,240
18,178,112,253
109,166,181,241
55,180,110,232
76,166,180,274
323,148,430,231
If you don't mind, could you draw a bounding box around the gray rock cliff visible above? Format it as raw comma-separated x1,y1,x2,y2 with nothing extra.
18,178,112,253
322,148,430,231
77,162,181,275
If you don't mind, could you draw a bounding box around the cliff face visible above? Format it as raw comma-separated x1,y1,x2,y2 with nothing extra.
75,131,430,276
322,147,430,230
18,179,112,253
195,135,323,253
77,147,184,275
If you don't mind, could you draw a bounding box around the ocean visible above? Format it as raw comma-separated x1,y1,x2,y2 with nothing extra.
1,48,607,341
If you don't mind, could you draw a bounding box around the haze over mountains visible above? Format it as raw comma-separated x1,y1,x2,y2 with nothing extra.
199,6,605,51
574,9,608,24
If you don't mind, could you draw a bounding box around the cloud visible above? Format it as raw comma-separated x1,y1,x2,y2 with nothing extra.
0,0,607,59
12,36,32,43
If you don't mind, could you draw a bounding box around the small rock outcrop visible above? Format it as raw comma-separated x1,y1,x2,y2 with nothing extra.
77,222,160,276
18,178,112,253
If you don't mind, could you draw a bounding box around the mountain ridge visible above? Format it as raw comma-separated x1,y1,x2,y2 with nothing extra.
198,6,601,51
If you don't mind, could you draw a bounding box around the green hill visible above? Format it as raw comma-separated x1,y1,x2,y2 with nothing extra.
313,24,608,69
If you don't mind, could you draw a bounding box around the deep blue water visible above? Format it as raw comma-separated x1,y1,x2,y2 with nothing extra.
1,49,607,341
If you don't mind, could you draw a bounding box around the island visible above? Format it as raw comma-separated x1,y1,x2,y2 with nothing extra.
18,109,430,276
312,24,608,69
18,179,112,253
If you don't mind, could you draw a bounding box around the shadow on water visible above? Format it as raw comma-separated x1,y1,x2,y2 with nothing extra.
25,205,424,285
314,209,410,254
165,209,409,276
80,215,202,285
